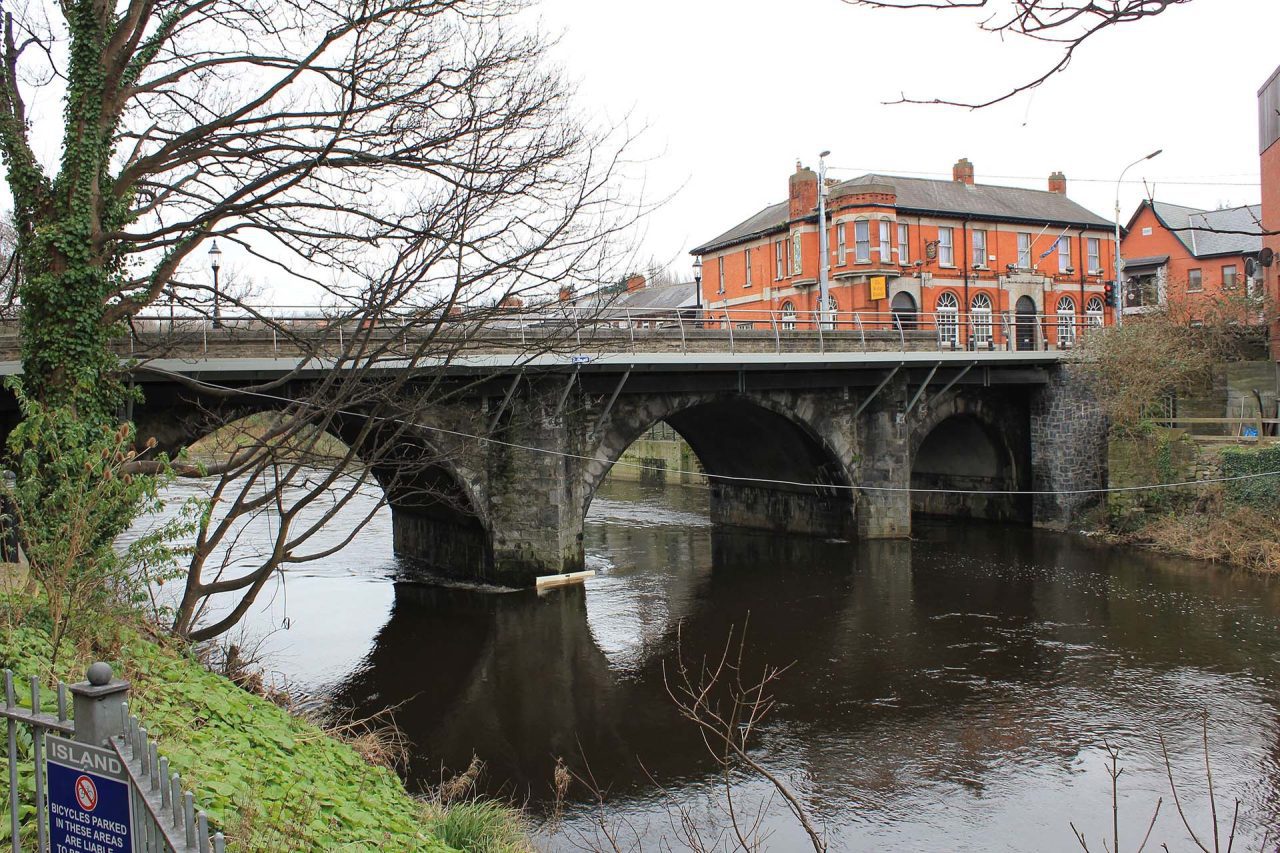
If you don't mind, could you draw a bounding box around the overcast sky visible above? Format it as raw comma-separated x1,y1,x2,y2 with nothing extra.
538,0,1280,281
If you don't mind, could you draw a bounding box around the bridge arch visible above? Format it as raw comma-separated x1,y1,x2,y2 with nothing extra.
587,393,857,539
908,391,1031,523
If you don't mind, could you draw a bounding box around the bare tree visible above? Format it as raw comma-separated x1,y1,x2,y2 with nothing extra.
0,0,646,641
841,0,1193,108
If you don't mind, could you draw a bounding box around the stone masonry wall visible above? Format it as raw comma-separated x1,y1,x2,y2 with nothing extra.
1030,368,1108,528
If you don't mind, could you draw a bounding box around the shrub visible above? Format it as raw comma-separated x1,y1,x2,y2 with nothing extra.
1221,444,1280,508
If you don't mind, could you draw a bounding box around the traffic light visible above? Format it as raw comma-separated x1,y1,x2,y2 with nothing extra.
1103,280,1116,307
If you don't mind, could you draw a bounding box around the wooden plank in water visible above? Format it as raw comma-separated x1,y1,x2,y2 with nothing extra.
535,570,596,589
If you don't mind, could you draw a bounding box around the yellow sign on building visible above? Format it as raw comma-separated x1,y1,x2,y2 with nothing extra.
869,276,887,301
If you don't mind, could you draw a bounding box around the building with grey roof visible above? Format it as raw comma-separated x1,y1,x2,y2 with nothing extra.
1120,199,1265,322
689,159,1118,351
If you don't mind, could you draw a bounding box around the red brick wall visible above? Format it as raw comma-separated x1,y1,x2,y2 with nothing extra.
1263,140,1280,360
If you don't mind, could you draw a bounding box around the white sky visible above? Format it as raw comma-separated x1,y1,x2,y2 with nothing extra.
7,0,1277,302
537,0,1280,280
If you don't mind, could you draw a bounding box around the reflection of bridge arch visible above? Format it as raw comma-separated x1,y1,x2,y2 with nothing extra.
588,392,858,538
908,391,1031,522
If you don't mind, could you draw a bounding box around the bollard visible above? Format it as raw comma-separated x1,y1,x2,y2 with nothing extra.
69,662,130,747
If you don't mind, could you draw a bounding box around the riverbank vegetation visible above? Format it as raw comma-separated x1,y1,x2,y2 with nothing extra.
0,594,531,851
1074,301,1279,574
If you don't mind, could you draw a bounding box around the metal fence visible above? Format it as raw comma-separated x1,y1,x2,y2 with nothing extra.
2,663,226,853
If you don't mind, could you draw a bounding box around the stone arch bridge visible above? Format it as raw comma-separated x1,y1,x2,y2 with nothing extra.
0,350,1105,586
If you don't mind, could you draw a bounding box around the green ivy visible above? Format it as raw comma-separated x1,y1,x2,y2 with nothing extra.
1221,444,1280,508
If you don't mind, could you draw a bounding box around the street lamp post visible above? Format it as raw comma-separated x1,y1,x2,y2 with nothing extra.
209,240,223,329
817,150,832,329
692,257,703,328
1114,149,1162,326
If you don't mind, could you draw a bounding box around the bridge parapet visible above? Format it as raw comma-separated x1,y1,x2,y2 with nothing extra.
0,305,1095,363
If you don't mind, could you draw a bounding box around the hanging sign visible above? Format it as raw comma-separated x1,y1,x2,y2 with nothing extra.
46,735,135,853
869,276,888,301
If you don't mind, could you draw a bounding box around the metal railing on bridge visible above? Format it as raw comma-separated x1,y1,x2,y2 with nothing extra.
2,664,226,853
0,304,1104,360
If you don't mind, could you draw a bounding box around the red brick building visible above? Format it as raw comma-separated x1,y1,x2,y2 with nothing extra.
1119,200,1263,322
1261,64,1280,362
690,159,1117,350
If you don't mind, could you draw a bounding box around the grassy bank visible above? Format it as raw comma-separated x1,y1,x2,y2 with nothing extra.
0,605,529,852
1104,437,1280,573
1111,492,1280,573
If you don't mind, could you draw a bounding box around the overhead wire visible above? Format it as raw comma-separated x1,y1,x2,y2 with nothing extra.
149,369,1280,499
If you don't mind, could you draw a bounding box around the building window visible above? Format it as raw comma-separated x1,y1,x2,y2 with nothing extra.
791,231,802,276
936,290,959,345
879,220,891,262
837,224,847,265
780,300,797,331
775,240,786,280
822,294,839,330
854,220,870,263
972,229,988,268
1058,236,1072,273
1222,264,1238,290
1017,232,1032,269
1087,237,1101,273
718,257,725,294
970,292,993,346
897,223,909,264
938,227,954,266
744,248,752,288
1187,268,1202,292
1057,295,1076,346
1086,296,1104,326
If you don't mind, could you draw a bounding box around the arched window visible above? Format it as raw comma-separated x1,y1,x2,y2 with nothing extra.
1085,296,1105,327
822,294,839,329
970,292,993,347
780,300,797,331
936,291,959,346
1056,295,1077,347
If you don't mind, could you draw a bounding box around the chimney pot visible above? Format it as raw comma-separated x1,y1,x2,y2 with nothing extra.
953,158,975,186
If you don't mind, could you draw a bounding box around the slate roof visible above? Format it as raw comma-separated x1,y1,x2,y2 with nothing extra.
1183,205,1263,257
1137,201,1263,259
691,173,1113,255
566,280,697,313
615,280,698,312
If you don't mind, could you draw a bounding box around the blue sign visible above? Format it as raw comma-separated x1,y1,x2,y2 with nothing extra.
46,735,134,853
570,354,591,364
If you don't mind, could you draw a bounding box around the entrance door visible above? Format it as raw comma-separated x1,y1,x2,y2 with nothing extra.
1015,296,1037,351
890,291,917,330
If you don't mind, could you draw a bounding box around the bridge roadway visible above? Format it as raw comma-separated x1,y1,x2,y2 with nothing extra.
0,330,1102,587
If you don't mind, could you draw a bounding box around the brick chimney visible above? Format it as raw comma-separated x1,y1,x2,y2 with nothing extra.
625,274,646,293
789,160,818,219
558,285,574,302
952,158,975,185
1048,171,1067,194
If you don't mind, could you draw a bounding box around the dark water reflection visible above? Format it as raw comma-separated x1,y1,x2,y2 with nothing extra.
314,480,1280,850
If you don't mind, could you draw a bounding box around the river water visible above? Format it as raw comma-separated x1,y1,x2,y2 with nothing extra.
133,476,1280,851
